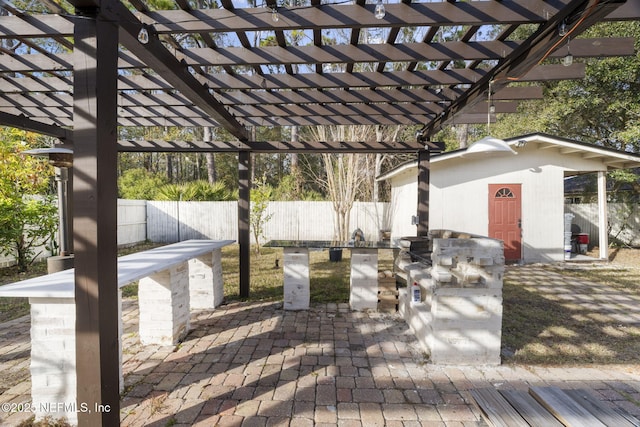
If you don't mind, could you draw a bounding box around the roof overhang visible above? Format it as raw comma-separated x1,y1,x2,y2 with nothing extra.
377,133,640,181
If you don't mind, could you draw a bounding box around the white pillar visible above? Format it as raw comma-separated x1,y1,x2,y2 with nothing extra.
597,171,609,260
28,291,124,426
189,249,224,309
283,247,310,310
138,262,190,345
349,248,379,311
29,298,78,425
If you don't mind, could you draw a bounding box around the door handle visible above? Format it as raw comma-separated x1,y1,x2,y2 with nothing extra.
517,219,522,228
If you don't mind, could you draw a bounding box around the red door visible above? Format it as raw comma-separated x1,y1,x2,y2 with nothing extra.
488,184,522,261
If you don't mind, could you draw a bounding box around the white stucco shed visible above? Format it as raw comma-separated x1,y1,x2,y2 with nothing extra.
378,133,640,263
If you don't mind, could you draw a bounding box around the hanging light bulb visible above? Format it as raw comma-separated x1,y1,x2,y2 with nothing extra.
562,52,573,66
137,26,149,44
562,39,573,67
558,21,568,37
271,7,279,22
374,0,386,20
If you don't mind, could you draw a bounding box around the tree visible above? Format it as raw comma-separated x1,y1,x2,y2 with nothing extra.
322,153,366,240
155,180,235,201
250,176,274,254
300,125,374,240
118,168,168,199
0,130,58,271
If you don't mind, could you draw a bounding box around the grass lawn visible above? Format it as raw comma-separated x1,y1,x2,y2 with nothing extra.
501,259,640,365
219,245,396,304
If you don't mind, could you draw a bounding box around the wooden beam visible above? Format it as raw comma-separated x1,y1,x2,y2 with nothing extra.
71,3,120,425
1,0,638,39
0,110,72,142
605,0,640,20
145,1,561,34
162,38,633,69
0,75,72,93
204,63,586,91
423,0,628,137
242,115,433,127
0,85,541,109
417,150,430,236
117,139,426,152
112,64,583,92
105,1,249,141
238,151,250,299
0,37,626,74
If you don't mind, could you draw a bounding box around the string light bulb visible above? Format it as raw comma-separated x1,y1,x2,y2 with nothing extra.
137,26,149,44
558,21,568,37
562,38,573,66
271,7,279,22
374,0,386,19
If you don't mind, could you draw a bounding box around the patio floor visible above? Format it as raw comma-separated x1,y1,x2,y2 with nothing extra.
1,265,640,426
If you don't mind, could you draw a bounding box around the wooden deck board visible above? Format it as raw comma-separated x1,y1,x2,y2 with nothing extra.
471,388,529,427
500,389,564,427
530,386,607,427
564,389,640,427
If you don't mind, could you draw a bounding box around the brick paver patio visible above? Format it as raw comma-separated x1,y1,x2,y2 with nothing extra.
1,265,640,426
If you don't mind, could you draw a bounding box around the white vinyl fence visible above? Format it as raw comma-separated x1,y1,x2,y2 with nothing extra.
565,203,640,247
146,201,635,248
117,199,147,247
146,200,391,244
4,200,635,268
1,199,149,267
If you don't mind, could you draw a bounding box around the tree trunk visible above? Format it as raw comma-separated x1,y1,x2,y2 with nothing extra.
204,127,217,183
291,126,300,196
166,153,173,181
250,127,256,183
456,123,470,148
373,153,382,202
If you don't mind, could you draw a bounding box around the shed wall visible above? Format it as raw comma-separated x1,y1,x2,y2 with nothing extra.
389,143,612,263
388,169,419,244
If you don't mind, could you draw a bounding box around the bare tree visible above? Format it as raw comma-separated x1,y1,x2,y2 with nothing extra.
372,125,402,201
308,125,375,241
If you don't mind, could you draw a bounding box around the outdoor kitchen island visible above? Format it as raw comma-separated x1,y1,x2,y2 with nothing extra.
264,240,393,311
395,230,505,365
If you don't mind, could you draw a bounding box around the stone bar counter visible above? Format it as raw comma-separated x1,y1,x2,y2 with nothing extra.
264,240,393,311
395,230,505,365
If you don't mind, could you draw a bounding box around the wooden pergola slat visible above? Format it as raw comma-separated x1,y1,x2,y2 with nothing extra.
0,37,627,73
1,1,638,39
117,138,427,152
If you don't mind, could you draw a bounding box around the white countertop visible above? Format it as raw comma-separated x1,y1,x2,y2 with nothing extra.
0,240,234,299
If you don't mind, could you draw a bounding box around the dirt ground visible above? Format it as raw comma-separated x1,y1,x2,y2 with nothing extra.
588,247,640,268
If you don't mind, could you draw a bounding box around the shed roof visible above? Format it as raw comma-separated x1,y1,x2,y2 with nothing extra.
377,133,640,181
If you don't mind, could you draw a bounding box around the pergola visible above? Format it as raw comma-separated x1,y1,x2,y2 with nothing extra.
1,0,638,424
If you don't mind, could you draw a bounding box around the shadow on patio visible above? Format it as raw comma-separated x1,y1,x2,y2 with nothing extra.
2,265,640,426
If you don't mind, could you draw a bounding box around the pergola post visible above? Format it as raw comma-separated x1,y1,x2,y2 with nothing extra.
73,6,120,425
238,150,251,298
417,150,430,236
597,171,609,260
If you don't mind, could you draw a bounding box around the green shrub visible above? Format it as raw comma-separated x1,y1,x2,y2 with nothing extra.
156,180,235,201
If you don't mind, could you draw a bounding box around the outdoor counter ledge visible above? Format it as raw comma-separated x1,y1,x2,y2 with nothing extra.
0,239,234,425
264,239,394,249
265,239,396,311
0,239,235,298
